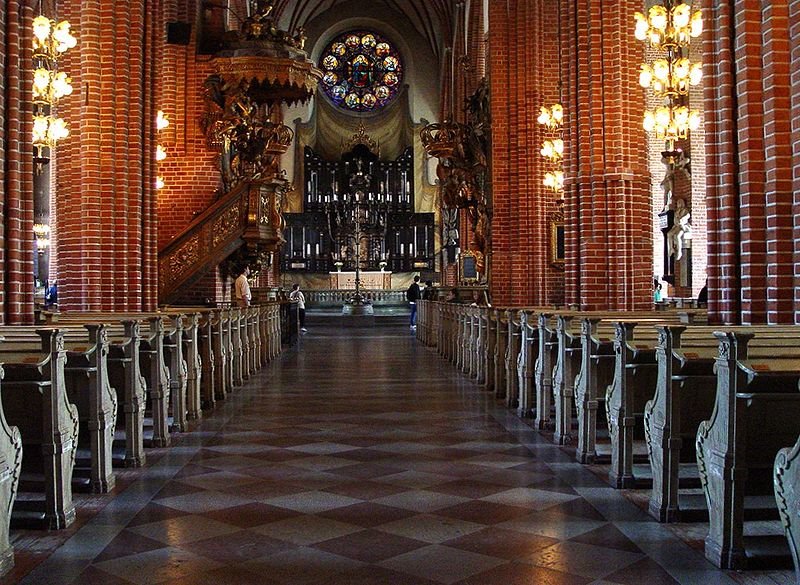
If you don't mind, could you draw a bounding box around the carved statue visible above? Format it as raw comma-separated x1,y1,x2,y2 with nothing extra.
667,198,691,261
422,78,491,279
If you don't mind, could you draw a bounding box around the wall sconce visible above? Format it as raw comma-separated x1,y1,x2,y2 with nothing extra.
156,110,169,189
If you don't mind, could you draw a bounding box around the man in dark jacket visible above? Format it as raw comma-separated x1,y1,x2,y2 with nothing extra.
406,275,421,329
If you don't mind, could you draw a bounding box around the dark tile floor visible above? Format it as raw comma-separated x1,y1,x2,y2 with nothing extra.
8,325,794,584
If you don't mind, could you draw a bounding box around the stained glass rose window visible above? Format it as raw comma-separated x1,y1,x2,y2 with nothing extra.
319,31,404,112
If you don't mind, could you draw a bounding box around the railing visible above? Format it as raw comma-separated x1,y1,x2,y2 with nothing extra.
305,289,407,306
158,178,287,304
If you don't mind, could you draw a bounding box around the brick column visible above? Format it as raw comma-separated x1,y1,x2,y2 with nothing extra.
488,1,512,306
702,0,797,324
793,0,800,323
560,0,651,311
487,0,563,307
0,2,35,324
56,0,161,311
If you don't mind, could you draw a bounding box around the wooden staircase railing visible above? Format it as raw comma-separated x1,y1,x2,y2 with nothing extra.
158,177,287,304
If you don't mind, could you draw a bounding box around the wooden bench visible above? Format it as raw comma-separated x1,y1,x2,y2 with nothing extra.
505,310,522,410
0,357,23,577
47,314,173,448
645,325,800,523
1,329,78,529
552,315,582,445
493,309,509,399
482,307,497,392
572,312,706,465
0,325,117,494
697,330,800,569
774,432,800,585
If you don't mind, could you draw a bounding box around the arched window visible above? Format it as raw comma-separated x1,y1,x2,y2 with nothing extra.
319,31,404,112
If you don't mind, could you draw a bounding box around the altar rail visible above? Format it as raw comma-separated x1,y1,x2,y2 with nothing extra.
305,289,407,307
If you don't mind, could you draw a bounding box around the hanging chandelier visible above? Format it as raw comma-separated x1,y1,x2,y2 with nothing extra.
538,103,564,194
635,2,702,149
31,14,76,163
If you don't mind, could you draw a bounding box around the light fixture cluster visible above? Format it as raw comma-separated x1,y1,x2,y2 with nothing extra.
635,2,702,148
537,103,564,193
634,4,702,47
33,222,51,250
156,110,169,189
32,14,76,161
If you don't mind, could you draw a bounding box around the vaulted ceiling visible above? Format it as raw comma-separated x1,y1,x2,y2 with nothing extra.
272,0,455,57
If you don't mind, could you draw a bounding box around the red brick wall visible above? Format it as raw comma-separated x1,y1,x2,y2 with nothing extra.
0,1,35,324
156,50,220,249
702,0,797,324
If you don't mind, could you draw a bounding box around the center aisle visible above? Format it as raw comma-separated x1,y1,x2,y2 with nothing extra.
23,325,747,585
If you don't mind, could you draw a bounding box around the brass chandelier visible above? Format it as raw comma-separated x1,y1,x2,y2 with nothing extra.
32,13,76,163
538,103,564,194
635,1,702,149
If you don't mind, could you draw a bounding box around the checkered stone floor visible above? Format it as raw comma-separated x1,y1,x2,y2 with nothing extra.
11,324,783,584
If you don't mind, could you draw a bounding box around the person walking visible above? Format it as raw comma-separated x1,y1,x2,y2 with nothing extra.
289,283,307,332
235,266,252,308
406,275,421,329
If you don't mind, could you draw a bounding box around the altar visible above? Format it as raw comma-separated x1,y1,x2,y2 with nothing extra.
329,271,392,290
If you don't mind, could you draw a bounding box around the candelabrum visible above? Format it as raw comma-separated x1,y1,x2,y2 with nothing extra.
324,188,389,312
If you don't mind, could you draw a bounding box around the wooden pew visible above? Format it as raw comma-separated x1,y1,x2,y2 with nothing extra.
47,314,172,448
697,331,800,569
1,329,78,529
572,311,706,465
474,307,488,384
197,312,216,410
493,309,508,399
645,325,800,523
505,310,522,410
552,315,582,445
516,311,539,420
482,307,497,392
774,433,800,585
533,313,557,429
0,359,23,577
0,325,117,493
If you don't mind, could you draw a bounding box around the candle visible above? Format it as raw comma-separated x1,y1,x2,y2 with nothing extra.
400,243,405,255
306,243,311,256
316,243,320,255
